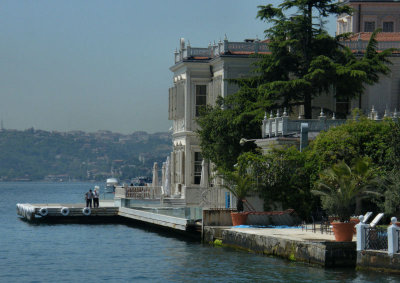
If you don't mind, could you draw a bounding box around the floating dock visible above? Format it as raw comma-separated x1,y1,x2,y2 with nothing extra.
16,203,200,234
16,203,119,222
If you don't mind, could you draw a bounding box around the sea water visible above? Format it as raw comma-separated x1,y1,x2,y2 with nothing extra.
1,182,399,283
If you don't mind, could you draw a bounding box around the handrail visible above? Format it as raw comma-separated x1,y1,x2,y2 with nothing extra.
115,186,162,200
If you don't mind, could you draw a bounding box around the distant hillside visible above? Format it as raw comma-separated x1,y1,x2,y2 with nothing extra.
0,128,171,182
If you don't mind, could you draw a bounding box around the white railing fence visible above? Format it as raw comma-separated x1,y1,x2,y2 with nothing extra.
114,185,162,200
174,39,270,63
357,216,400,255
262,107,399,138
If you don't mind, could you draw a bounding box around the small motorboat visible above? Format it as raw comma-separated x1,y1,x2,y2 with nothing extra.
105,178,119,193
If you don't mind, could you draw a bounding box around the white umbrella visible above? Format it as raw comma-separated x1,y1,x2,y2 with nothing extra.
161,162,166,188
152,162,159,187
200,159,209,187
165,156,171,196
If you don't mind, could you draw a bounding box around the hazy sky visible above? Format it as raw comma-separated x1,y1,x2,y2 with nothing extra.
0,0,336,134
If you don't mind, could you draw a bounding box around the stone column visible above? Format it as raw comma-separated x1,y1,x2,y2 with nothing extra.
185,72,191,130
261,113,267,138
388,217,399,255
300,123,309,152
356,215,369,251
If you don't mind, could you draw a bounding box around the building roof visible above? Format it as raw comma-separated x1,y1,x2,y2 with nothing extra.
345,32,400,41
346,0,400,3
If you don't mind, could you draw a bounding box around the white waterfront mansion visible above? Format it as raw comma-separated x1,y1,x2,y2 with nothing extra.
166,0,400,207
167,38,266,206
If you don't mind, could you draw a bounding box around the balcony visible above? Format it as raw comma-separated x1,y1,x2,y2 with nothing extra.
174,39,270,64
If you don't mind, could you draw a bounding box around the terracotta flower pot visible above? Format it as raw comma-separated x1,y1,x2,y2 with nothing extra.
350,218,360,235
331,222,356,242
231,212,248,226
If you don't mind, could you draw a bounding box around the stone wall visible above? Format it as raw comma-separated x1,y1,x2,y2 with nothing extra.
357,250,400,274
203,227,357,268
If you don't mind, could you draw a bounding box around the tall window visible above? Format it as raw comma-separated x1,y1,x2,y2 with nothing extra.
364,21,375,32
195,85,207,117
336,97,349,119
383,22,394,32
194,152,203,185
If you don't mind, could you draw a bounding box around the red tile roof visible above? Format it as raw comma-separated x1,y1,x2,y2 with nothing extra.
228,51,271,55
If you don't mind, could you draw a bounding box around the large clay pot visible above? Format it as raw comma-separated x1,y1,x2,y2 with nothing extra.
231,212,248,226
350,217,360,235
331,222,356,242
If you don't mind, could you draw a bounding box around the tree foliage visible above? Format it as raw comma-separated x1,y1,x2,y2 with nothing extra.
197,90,268,171
198,1,394,171
0,129,171,181
255,2,393,118
235,117,398,218
307,116,394,180
312,158,380,222
238,148,315,219
216,166,256,212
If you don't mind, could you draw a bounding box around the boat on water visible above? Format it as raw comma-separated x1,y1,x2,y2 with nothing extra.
131,176,151,186
105,178,119,193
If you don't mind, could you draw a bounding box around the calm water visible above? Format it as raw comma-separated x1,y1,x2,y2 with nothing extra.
1,182,400,283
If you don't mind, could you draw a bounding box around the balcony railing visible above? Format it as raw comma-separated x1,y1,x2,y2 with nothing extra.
262,111,346,138
115,185,162,200
262,107,399,138
174,37,400,64
174,39,270,63
365,227,388,251
341,40,400,51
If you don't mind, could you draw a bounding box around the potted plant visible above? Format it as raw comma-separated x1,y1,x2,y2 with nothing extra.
218,168,255,226
312,158,379,241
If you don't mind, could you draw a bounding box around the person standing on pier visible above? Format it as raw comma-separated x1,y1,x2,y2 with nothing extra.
85,189,93,208
93,187,99,208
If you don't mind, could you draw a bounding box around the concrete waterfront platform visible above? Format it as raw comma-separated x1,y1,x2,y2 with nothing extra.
118,207,191,231
203,226,356,268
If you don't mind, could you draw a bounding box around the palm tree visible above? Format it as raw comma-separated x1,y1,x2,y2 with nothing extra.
312,158,380,222
218,169,255,212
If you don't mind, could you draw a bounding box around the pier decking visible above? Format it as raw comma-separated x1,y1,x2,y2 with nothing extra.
16,203,119,222
16,203,198,233
118,207,189,231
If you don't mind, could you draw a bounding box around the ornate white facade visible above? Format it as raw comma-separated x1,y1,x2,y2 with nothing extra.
168,38,265,200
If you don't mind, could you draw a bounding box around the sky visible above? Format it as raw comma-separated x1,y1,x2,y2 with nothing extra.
0,0,336,134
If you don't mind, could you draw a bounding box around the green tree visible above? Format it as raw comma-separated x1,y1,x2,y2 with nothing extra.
197,93,267,171
312,158,380,222
197,2,394,171
238,148,315,219
307,116,394,182
380,171,400,215
217,167,256,212
389,120,400,170
256,2,394,118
